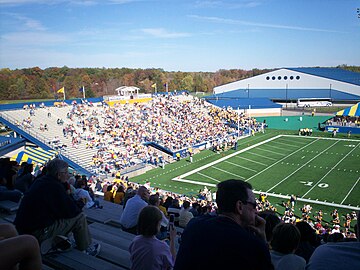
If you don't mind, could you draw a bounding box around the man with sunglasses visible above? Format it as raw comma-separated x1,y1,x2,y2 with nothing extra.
174,179,273,270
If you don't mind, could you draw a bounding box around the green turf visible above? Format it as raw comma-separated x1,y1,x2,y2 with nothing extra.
131,129,360,228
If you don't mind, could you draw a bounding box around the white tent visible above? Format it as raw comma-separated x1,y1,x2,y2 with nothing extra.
115,86,140,97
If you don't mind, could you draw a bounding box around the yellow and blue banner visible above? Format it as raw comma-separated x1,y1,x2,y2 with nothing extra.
336,103,360,117
11,152,34,164
11,147,57,165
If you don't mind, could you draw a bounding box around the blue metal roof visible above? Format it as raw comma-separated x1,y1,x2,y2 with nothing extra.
286,67,360,86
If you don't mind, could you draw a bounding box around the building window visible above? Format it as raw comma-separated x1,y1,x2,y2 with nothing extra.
296,76,300,80
284,76,288,80
266,76,270,80
278,76,282,80
290,76,294,80
272,76,276,80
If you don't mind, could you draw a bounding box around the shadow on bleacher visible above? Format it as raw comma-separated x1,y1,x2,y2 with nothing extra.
0,197,133,270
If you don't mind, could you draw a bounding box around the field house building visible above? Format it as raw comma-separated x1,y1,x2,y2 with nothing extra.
206,67,360,117
213,67,360,101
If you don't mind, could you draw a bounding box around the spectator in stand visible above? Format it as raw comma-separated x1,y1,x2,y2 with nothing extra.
123,187,136,209
104,185,113,202
129,206,177,270
158,197,168,217
270,223,306,270
189,202,200,217
148,194,169,240
74,180,102,209
113,185,125,205
0,158,23,203
258,210,282,248
295,221,319,263
120,186,149,234
326,232,344,243
167,199,181,227
163,196,173,210
79,174,95,200
174,179,273,270
0,223,42,270
307,211,360,270
178,201,193,228
14,158,100,256
14,163,34,193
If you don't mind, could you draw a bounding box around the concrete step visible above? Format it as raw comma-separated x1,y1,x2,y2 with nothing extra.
43,248,126,270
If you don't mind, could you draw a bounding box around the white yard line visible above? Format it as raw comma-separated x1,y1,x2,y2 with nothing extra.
172,178,217,187
277,138,309,146
247,152,277,161
246,138,320,182
235,156,268,166
263,144,292,152
267,140,340,193
213,166,246,179
254,147,286,156
173,134,283,180
225,160,258,172
197,172,220,182
302,143,360,198
271,140,300,148
341,176,360,204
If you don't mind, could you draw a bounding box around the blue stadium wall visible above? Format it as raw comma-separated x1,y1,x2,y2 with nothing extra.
212,89,359,101
0,97,103,111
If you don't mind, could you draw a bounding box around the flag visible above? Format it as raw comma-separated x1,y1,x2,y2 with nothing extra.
151,83,156,88
57,87,64,94
79,86,84,92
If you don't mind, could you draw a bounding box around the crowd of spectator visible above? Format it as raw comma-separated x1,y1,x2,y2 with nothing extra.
1,157,359,269
15,94,264,176
2,97,359,269
326,116,360,127
91,174,358,245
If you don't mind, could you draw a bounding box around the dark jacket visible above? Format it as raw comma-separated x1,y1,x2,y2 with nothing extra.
174,215,274,270
14,175,81,234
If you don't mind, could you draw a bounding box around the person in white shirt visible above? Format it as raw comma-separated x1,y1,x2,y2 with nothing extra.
179,201,193,228
74,180,102,209
120,186,149,234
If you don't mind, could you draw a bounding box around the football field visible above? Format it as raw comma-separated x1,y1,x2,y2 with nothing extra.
172,134,360,209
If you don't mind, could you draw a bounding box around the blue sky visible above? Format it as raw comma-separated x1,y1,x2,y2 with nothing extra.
0,0,359,71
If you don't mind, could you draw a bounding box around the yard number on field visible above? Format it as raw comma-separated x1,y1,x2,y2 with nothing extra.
300,181,329,188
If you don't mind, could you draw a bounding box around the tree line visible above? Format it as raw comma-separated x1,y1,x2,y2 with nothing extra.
0,65,358,101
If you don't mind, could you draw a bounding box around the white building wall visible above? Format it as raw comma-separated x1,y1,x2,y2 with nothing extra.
237,107,281,117
213,69,360,96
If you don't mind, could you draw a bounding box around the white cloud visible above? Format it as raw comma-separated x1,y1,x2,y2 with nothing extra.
189,15,344,33
108,0,139,3
0,0,142,5
2,32,69,45
194,0,261,9
0,0,60,4
2,13,47,31
141,28,191,38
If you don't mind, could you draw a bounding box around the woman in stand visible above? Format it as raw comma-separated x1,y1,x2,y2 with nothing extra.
129,206,177,270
